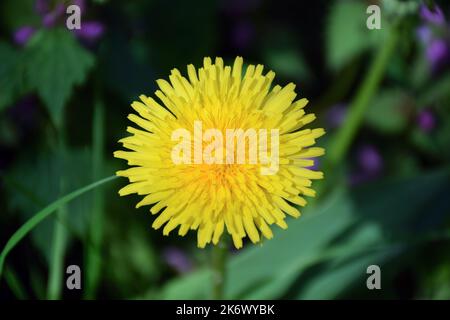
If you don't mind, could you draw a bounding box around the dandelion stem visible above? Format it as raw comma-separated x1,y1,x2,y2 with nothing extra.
47,213,67,299
47,129,68,300
327,22,400,167
212,240,228,300
84,95,105,299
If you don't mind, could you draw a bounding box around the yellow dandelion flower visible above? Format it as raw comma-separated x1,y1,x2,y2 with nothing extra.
114,56,325,249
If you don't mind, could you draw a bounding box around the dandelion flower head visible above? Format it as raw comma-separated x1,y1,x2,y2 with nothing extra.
114,57,325,249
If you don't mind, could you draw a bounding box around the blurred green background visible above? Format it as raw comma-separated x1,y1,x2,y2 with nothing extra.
1,0,450,300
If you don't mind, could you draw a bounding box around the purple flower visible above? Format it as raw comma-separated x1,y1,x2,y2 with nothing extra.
416,23,450,72
163,247,193,274
42,3,65,28
426,39,449,70
74,21,105,42
326,103,347,129
357,145,383,175
13,26,36,46
231,21,254,50
420,4,446,26
416,25,433,45
350,145,383,185
417,109,436,133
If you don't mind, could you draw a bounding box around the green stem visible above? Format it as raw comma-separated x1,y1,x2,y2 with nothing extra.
47,128,68,300
85,97,105,299
47,213,67,299
0,175,118,280
212,240,228,300
326,23,400,167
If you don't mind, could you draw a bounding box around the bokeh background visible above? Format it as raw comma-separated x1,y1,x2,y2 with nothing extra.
1,0,450,300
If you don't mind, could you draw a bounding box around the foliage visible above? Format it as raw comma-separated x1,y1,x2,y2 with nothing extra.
160,170,450,299
1,0,450,300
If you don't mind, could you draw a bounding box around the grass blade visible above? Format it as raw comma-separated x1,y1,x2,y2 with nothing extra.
0,175,118,279
85,96,105,299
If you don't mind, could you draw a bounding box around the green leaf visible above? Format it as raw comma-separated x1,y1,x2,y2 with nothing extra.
296,224,401,299
159,169,450,299
410,128,440,156
24,29,95,126
418,74,450,107
0,42,26,111
365,89,411,134
326,0,387,71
